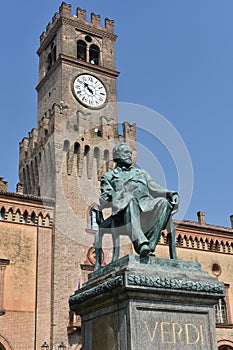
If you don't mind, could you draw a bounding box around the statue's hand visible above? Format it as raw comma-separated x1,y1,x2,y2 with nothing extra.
168,192,179,215
166,192,174,202
170,192,179,205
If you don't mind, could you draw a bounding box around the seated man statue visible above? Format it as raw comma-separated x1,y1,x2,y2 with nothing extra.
97,143,179,262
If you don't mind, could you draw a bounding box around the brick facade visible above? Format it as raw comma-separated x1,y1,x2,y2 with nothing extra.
0,192,54,350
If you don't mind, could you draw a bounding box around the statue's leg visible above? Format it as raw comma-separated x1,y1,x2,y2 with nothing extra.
145,199,173,252
94,229,103,271
166,218,177,259
124,198,150,255
111,220,120,262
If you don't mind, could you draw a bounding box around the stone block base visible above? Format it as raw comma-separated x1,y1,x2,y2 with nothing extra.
69,255,224,350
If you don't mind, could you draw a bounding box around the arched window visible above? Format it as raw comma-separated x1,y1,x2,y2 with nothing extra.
74,142,81,175
74,142,80,155
15,209,21,222
89,207,98,230
84,145,90,176
104,150,109,171
30,212,36,225
22,210,28,224
7,209,13,221
89,44,100,65
0,207,5,220
45,214,50,227
219,346,233,350
94,147,100,171
47,52,52,71
215,298,228,324
63,140,70,152
77,40,87,61
52,45,56,63
46,41,56,72
38,213,43,226
0,334,12,350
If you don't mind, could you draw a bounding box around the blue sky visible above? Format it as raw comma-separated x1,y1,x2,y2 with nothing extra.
0,1,233,227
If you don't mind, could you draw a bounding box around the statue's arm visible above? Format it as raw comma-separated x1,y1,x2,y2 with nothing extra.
99,175,114,209
145,170,179,203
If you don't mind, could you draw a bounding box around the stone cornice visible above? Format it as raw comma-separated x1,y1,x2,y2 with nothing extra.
36,54,120,92
175,219,233,235
60,54,120,77
0,191,54,206
70,275,123,306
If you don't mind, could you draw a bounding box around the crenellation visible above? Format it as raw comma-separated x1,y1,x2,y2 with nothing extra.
52,12,60,24
19,129,41,195
16,183,24,194
46,22,53,33
59,2,72,17
122,122,136,142
76,7,86,21
122,122,136,162
40,31,46,44
39,3,116,49
105,18,115,33
39,115,49,146
0,177,8,192
20,129,39,162
91,13,101,27
28,128,38,150
20,137,29,151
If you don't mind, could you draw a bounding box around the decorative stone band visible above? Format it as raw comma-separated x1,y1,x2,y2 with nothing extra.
127,274,225,295
69,275,124,306
70,271,225,308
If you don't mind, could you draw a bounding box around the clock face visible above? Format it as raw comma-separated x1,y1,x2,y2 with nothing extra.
73,73,107,108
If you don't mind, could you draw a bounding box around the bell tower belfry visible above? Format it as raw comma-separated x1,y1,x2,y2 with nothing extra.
18,2,135,348
36,2,119,135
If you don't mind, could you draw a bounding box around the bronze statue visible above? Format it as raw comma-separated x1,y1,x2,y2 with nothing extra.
94,143,179,270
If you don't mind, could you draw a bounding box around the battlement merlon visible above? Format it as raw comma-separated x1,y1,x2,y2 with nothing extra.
0,177,8,192
38,2,117,54
19,128,39,162
19,128,38,150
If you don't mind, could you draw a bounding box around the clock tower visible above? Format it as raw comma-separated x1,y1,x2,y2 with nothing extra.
18,2,135,348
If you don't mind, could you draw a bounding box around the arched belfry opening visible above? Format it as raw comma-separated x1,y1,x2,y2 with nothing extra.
89,44,100,65
77,40,87,61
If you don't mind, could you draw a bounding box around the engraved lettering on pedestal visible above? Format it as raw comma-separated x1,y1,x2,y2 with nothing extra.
185,323,204,345
161,322,174,344
171,322,183,343
143,320,205,346
143,321,159,341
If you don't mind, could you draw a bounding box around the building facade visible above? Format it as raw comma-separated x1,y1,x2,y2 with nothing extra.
0,3,233,350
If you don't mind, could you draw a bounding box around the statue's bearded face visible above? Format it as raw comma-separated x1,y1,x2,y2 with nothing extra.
117,145,132,167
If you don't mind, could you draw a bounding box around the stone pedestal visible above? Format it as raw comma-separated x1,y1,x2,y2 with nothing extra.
69,255,224,350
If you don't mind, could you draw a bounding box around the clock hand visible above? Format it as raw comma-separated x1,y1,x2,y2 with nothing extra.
83,82,94,95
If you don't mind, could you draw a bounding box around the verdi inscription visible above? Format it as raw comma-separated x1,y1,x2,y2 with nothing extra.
144,321,204,345
135,309,210,350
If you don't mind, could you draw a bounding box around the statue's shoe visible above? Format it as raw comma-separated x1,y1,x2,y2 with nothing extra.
139,244,150,257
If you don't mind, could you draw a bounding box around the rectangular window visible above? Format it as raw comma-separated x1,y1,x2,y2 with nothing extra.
215,298,228,324
215,284,231,325
0,259,10,316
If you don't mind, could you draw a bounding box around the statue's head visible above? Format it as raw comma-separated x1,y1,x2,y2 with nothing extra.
112,143,132,167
